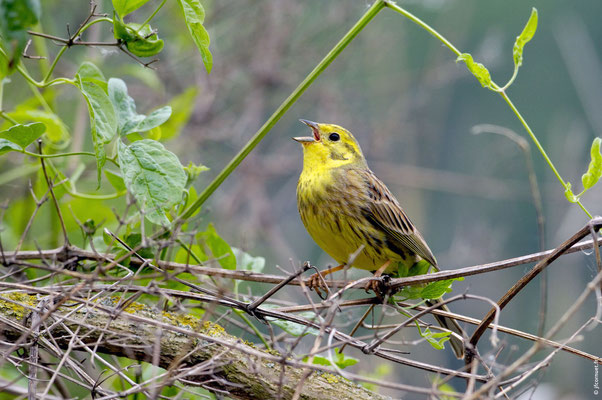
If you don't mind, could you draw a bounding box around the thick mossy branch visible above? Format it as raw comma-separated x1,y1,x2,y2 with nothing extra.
0,293,385,400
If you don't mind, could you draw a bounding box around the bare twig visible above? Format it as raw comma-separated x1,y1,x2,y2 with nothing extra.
38,140,70,246
9,237,602,288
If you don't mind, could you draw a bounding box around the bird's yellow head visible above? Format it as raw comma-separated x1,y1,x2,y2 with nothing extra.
293,120,366,171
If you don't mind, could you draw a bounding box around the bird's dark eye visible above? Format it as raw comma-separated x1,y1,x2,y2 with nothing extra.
329,132,340,141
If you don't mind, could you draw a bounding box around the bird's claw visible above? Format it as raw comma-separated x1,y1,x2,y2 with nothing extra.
306,272,329,300
364,275,392,298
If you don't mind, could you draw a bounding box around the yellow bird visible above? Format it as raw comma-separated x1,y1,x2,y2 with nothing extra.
294,119,464,358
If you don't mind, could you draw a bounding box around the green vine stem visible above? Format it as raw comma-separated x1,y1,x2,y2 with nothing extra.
385,1,593,218
385,1,461,56
179,0,386,221
136,0,167,34
40,17,113,86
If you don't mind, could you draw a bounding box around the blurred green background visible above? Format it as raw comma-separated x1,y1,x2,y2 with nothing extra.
1,0,601,398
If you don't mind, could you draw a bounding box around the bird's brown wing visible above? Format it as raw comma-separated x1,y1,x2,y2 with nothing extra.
356,168,438,267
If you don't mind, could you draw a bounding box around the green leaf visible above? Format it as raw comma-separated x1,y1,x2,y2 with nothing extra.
78,80,118,143
108,77,140,133
0,138,22,155
430,378,458,400
134,106,171,132
564,182,579,203
399,259,431,277
0,0,41,74
75,61,107,90
264,308,320,337
513,8,538,68
113,16,135,41
125,30,164,58
302,350,358,369
175,244,207,264
104,169,126,192
112,19,164,57
176,0,212,73
418,325,451,350
0,122,45,148
420,278,463,300
333,348,358,369
160,87,198,140
397,284,424,300
108,78,171,135
78,79,118,184
76,61,106,81
201,223,236,269
179,185,200,218
9,109,69,143
232,247,265,273
183,161,209,187
456,53,492,88
581,137,602,190
303,355,331,366
396,260,432,299
124,232,154,259
112,0,151,17
118,139,186,226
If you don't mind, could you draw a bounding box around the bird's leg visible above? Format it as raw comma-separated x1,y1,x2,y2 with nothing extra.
366,260,392,295
306,264,345,298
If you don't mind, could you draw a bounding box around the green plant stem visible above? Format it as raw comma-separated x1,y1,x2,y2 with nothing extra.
66,189,126,200
22,150,95,159
499,92,592,218
0,111,18,125
497,66,520,92
20,150,120,170
40,17,112,85
385,1,461,56
498,91,564,186
175,238,204,265
43,46,68,84
136,0,167,34
233,308,272,351
386,1,594,218
179,0,386,221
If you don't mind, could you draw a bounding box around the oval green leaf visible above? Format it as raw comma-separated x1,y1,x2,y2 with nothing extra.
118,139,186,226
456,53,492,88
513,8,538,68
176,0,212,73
112,0,151,18
581,137,602,190
201,223,236,270
108,78,171,135
0,138,23,155
0,122,45,148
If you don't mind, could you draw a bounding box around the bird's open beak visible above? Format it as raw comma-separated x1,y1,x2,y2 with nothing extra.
293,119,320,143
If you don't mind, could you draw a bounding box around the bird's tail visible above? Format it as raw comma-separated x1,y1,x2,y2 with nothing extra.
425,298,465,359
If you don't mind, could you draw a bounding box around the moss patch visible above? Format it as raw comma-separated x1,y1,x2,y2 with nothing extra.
0,292,37,321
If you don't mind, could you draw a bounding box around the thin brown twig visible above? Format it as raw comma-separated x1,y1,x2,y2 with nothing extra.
27,298,46,400
9,236,602,288
38,140,70,246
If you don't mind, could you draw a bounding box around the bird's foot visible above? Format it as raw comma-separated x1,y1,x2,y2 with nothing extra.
306,271,329,299
305,264,345,299
364,274,393,299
